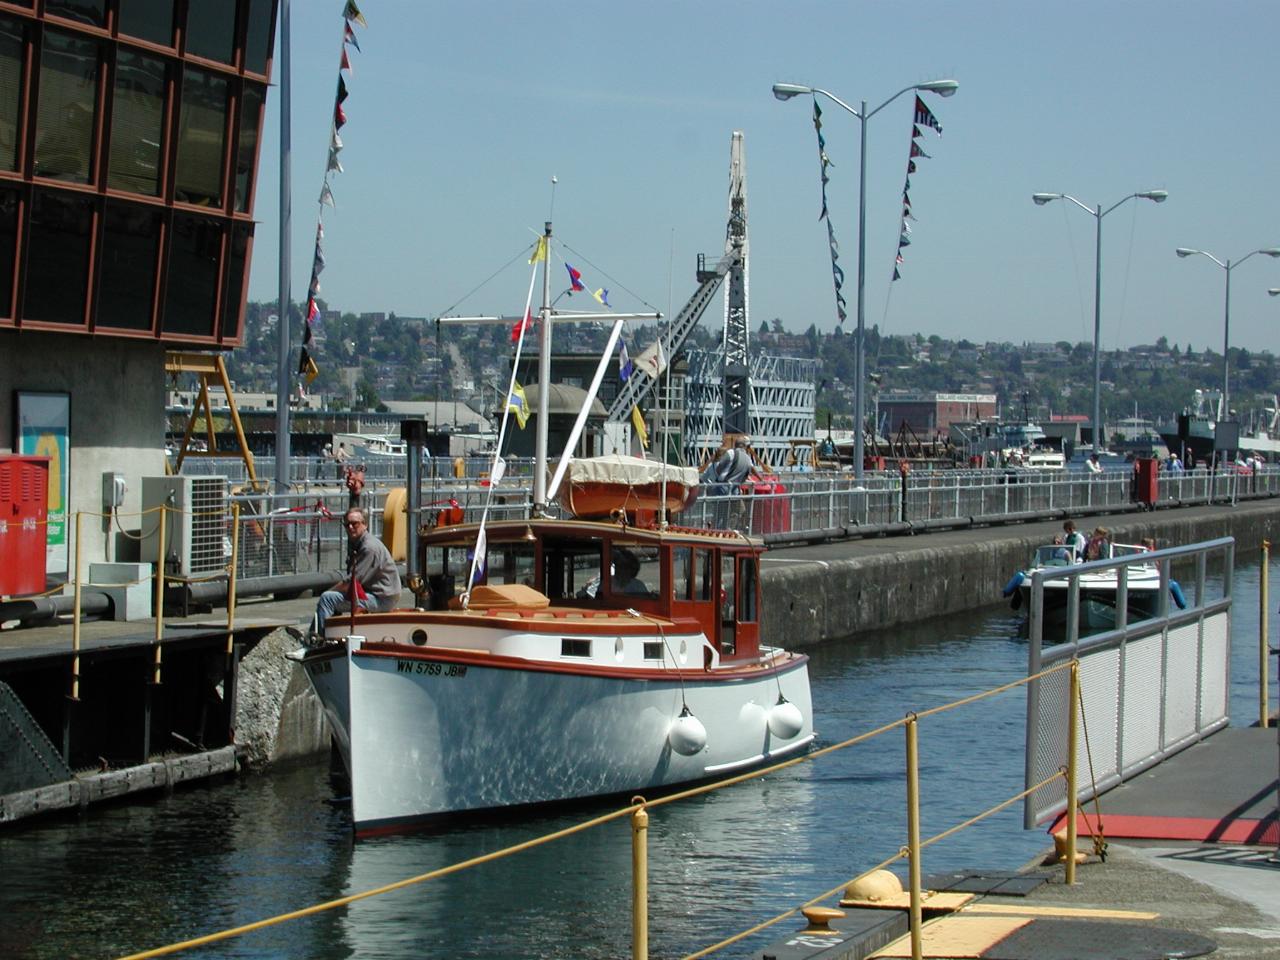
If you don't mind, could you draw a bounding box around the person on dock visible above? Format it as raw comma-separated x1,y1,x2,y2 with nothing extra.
1086,453,1103,474
308,507,401,643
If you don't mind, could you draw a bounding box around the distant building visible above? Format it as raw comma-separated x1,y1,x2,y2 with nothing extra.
0,1,278,574
878,392,998,435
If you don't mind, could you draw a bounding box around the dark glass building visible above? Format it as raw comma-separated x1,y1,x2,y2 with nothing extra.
0,0,275,346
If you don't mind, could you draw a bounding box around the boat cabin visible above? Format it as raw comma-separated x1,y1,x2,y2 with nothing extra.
417,519,764,662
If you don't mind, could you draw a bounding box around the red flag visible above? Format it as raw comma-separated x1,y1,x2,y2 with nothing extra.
340,48,351,73
565,263,584,292
335,103,347,129
510,308,534,343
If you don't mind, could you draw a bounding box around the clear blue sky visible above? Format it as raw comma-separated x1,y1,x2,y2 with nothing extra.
246,0,1280,355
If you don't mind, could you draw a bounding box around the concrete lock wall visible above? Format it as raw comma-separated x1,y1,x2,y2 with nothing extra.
0,332,168,574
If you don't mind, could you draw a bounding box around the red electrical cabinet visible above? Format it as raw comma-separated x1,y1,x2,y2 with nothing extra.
1134,457,1158,508
0,456,50,596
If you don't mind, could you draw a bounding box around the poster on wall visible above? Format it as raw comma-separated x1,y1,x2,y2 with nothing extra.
16,390,70,579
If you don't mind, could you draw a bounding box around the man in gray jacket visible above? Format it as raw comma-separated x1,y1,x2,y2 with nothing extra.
309,506,401,642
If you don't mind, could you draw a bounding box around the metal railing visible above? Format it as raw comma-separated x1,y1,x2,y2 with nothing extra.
177,460,1279,553
1023,536,1234,829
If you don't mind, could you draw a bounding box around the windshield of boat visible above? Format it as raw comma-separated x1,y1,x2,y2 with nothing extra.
1035,545,1074,567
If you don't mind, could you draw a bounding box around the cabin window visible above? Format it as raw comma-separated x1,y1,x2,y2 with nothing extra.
738,557,758,623
543,540,602,601
673,546,693,601
560,638,591,658
488,543,537,588
720,555,736,656
698,550,715,601
609,543,659,599
643,641,663,661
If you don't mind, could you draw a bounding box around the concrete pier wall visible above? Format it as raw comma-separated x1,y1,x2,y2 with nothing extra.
761,502,1280,649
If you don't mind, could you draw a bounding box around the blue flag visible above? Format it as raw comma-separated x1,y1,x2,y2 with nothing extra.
618,341,634,381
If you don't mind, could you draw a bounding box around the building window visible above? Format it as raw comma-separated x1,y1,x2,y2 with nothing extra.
0,187,18,318
107,50,166,196
45,0,106,30
243,0,274,75
34,30,100,183
162,213,220,337
184,0,234,65
233,83,262,213
96,202,160,330
25,190,93,324
117,0,174,47
220,221,249,340
174,66,227,207
0,17,24,172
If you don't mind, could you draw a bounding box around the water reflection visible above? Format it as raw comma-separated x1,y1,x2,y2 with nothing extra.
0,563,1270,959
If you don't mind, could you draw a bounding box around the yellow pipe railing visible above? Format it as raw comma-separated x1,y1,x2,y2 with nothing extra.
1261,540,1270,728
116,659,1082,960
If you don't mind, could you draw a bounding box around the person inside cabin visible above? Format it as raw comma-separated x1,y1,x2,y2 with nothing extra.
610,547,651,596
308,507,402,642
1085,526,1111,561
1062,519,1087,559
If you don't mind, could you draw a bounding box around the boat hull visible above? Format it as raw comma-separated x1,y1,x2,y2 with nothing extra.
303,641,813,835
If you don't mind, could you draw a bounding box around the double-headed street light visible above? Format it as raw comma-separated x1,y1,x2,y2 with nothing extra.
1031,190,1168,456
773,78,958,481
1174,247,1280,427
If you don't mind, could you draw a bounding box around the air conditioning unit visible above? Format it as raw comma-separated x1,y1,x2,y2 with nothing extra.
140,476,228,577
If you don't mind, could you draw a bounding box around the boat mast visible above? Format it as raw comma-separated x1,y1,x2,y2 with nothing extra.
533,221,553,516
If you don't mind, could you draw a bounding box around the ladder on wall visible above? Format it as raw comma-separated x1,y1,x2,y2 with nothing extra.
165,352,261,489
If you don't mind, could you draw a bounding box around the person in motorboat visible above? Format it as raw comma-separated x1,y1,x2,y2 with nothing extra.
1062,519,1086,559
1084,526,1111,561
308,507,401,642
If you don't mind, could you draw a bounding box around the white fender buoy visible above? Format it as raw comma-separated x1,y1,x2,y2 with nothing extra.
668,706,707,756
768,696,804,739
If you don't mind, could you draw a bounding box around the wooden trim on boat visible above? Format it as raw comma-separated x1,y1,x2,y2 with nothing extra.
341,609,705,636
353,640,810,683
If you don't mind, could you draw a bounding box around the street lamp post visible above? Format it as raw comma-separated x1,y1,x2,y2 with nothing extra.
1032,190,1167,456
773,78,958,481
1174,247,1280,429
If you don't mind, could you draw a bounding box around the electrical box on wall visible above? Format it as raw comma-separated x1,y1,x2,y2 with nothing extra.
102,472,126,512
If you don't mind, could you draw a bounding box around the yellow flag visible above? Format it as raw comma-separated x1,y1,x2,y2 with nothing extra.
508,382,529,429
631,405,649,449
304,354,320,384
528,236,547,264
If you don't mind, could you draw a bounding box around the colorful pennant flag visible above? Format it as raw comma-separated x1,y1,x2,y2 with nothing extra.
591,287,610,307
343,0,368,28
635,340,666,379
810,97,848,323
631,406,649,449
343,22,361,51
914,96,942,135
319,182,335,206
510,308,533,344
508,382,530,429
565,263,585,292
470,526,487,585
618,341,634,381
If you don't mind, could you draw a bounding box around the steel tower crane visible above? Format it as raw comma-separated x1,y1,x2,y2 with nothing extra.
720,131,750,436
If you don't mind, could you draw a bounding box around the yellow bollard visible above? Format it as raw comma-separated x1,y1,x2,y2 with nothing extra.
631,800,649,960
905,714,922,960
227,503,240,639
71,511,82,702
1261,541,1270,729
1065,661,1079,884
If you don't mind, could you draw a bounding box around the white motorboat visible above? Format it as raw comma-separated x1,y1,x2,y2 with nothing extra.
1002,540,1184,633
299,518,813,835
294,223,814,835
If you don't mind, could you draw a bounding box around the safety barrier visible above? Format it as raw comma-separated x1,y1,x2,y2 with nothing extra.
116,658,1093,960
1023,536,1234,829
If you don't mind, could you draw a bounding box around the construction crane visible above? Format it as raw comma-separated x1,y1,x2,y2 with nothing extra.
607,132,749,424
720,130,750,436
